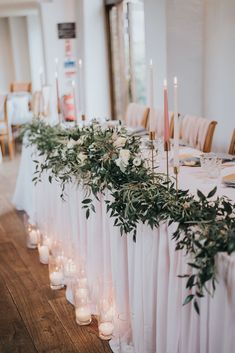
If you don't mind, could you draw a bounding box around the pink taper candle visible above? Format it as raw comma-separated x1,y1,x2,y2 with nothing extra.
163,79,170,151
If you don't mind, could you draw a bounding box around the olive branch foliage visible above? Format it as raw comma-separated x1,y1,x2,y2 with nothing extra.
21,119,235,314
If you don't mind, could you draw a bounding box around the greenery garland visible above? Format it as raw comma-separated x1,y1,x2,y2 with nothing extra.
21,119,235,313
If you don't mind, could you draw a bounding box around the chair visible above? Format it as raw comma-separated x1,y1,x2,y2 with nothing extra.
125,103,150,129
180,115,217,153
10,82,32,93
229,129,235,155
146,109,174,138
0,95,14,159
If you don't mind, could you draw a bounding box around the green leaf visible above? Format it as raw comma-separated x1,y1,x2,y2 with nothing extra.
207,187,217,199
86,208,90,219
49,175,52,183
183,294,194,305
82,198,92,204
193,299,200,314
186,275,196,289
197,189,206,201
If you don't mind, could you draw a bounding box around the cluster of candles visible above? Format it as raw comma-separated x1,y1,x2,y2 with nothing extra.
148,60,179,169
25,220,114,339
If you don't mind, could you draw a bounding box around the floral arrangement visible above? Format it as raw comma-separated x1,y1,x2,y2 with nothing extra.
22,119,235,313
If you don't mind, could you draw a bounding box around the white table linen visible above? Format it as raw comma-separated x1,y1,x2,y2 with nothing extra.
13,142,235,353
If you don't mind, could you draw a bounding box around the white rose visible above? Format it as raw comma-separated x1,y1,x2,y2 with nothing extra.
113,136,126,148
133,157,142,167
119,149,130,165
67,140,76,149
78,152,87,163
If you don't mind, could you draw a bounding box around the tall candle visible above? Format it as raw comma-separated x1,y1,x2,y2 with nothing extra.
72,80,78,124
173,77,179,167
49,271,64,286
38,244,49,264
39,67,44,90
149,59,154,132
78,59,83,116
163,79,170,151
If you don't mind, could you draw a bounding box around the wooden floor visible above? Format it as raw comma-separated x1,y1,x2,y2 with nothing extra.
0,155,113,353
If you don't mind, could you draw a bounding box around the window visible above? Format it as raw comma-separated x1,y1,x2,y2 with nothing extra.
106,0,146,120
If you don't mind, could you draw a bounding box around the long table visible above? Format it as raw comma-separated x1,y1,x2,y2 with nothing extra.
13,142,235,353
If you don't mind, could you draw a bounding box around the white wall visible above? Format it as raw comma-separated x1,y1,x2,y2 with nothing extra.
144,0,167,109
8,16,31,82
0,18,14,92
27,14,44,91
166,0,204,116
204,0,235,152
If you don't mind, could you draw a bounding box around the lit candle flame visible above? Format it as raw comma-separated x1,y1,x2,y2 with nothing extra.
174,76,178,86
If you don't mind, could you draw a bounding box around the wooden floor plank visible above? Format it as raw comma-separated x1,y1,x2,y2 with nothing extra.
0,242,80,353
0,281,37,353
49,297,113,353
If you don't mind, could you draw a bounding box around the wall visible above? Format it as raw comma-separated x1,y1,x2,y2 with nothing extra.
166,0,204,116
27,14,44,91
204,0,235,152
144,0,167,109
8,16,31,82
0,18,14,92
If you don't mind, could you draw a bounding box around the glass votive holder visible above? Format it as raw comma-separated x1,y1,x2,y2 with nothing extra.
75,296,92,326
38,234,52,264
98,299,115,340
26,226,40,249
63,258,77,284
49,254,65,290
200,153,222,179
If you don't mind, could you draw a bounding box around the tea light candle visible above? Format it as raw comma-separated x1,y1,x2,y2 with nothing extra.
75,307,91,324
79,277,88,288
29,230,38,246
49,271,64,286
64,259,76,278
99,322,114,338
75,287,89,300
38,245,49,264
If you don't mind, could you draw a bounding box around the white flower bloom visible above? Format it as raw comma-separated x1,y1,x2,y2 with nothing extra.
119,149,130,165
67,140,76,149
115,149,130,172
78,152,87,163
113,136,126,148
133,157,142,167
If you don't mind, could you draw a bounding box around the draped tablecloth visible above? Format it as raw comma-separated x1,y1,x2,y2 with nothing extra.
13,142,235,353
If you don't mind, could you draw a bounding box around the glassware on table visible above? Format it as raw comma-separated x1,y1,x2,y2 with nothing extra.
200,153,222,179
49,254,65,290
97,280,115,340
72,272,92,326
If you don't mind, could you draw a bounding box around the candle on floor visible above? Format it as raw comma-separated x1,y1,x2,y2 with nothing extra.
49,270,64,289
149,59,154,132
75,306,91,325
163,79,170,151
64,258,76,278
75,287,89,300
79,277,88,288
98,322,114,340
38,244,49,264
27,229,39,249
173,77,179,167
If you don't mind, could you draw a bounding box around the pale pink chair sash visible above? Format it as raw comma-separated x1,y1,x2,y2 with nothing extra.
181,115,212,151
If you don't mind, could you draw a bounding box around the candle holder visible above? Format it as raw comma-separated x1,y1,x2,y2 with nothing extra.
38,234,51,264
49,254,65,290
164,141,171,184
72,274,92,326
140,135,159,172
26,224,40,249
98,297,114,340
173,166,179,192
63,257,77,284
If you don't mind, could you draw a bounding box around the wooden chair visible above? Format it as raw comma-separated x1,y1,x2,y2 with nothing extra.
10,82,32,93
0,95,14,159
229,129,235,155
180,115,217,153
125,103,150,129
146,109,174,138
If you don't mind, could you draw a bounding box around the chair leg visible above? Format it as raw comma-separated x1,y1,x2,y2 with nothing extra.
0,139,6,157
8,138,14,159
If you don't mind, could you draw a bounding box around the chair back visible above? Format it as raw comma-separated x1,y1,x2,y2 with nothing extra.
0,95,7,124
180,115,217,152
10,82,32,93
125,103,149,129
147,109,174,138
229,129,235,155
